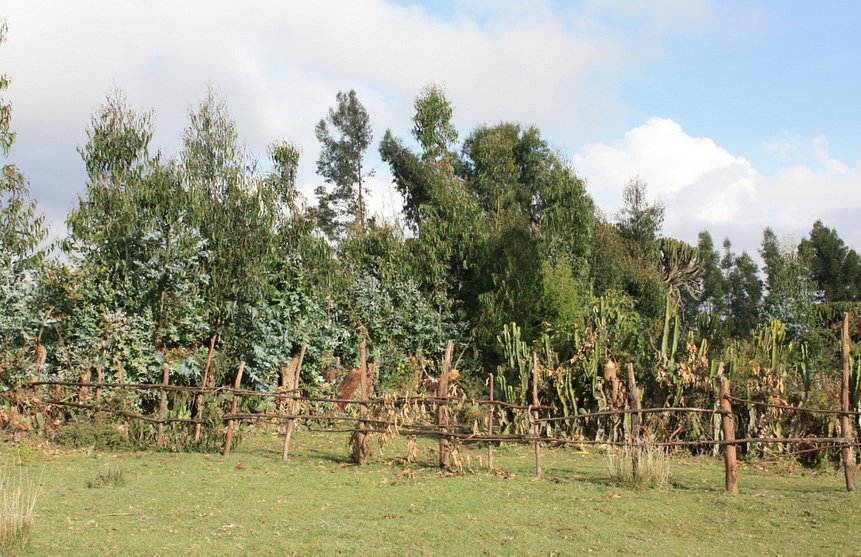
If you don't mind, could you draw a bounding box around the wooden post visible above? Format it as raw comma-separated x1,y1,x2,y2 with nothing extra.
352,339,370,465
117,360,128,438
626,363,641,479
438,340,454,469
95,364,103,403
79,370,91,402
282,342,307,461
156,363,170,448
719,372,738,494
531,352,542,477
841,313,856,492
193,336,217,445
487,373,494,472
222,362,245,457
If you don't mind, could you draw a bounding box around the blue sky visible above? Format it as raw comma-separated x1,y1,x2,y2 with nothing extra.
3,0,861,257
620,1,861,172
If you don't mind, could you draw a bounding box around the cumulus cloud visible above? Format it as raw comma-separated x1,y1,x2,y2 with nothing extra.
574,117,861,256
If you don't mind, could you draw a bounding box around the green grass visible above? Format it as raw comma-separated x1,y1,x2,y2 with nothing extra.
6,431,860,556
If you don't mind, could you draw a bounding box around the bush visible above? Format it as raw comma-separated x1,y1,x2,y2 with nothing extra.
54,422,133,451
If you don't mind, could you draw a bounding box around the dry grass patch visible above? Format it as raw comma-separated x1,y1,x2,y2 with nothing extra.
0,463,42,553
606,440,671,489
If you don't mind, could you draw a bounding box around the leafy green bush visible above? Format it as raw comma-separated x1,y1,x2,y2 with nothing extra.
54,423,133,451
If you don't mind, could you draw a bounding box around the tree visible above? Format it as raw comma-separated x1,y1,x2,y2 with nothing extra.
759,228,816,339
695,230,724,317
412,84,458,163
181,89,290,378
181,86,243,202
798,220,859,302
314,90,373,239
0,20,48,381
0,20,46,273
615,175,665,260
380,84,460,231
384,90,594,364
63,91,210,382
68,89,154,267
721,239,762,338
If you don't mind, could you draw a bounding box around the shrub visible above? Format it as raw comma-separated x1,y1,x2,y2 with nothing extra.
54,422,133,451
13,444,37,466
606,440,670,489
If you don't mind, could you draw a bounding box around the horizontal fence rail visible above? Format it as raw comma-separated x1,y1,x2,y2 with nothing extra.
3,334,858,494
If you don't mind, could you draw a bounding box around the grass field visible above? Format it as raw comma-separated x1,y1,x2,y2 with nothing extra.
4,431,860,556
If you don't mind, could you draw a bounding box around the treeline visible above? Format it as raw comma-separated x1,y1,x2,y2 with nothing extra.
2,23,860,434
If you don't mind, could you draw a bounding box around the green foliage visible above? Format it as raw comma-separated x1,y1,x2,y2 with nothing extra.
615,175,664,261
412,84,458,162
760,227,817,339
4,67,861,458
799,220,861,302
314,90,373,238
589,217,664,322
54,422,133,451
721,240,763,338
0,21,48,384
496,323,531,407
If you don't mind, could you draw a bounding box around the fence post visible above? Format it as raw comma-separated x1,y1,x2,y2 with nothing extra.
117,360,128,437
532,352,542,477
719,372,738,494
282,342,307,461
351,339,370,465
193,336,216,445
841,312,856,492
222,362,245,457
626,363,641,479
79,370,91,403
487,373,494,472
437,340,454,469
156,363,170,448
95,364,103,403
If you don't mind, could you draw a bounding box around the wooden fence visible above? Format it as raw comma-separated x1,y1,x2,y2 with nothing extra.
7,331,859,495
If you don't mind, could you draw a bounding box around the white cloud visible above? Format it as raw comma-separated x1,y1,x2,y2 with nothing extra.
2,0,718,240
574,117,861,256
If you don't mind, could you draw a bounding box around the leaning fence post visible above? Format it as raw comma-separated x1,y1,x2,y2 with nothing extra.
193,336,216,445
625,363,641,479
841,312,856,492
438,340,454,469
719,371,738,494
282,342,307,461
156,363,170,448
531,352,542,477
222,362,245,457
487,373,495,472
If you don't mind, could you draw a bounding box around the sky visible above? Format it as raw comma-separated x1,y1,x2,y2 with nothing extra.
3,0,861,259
